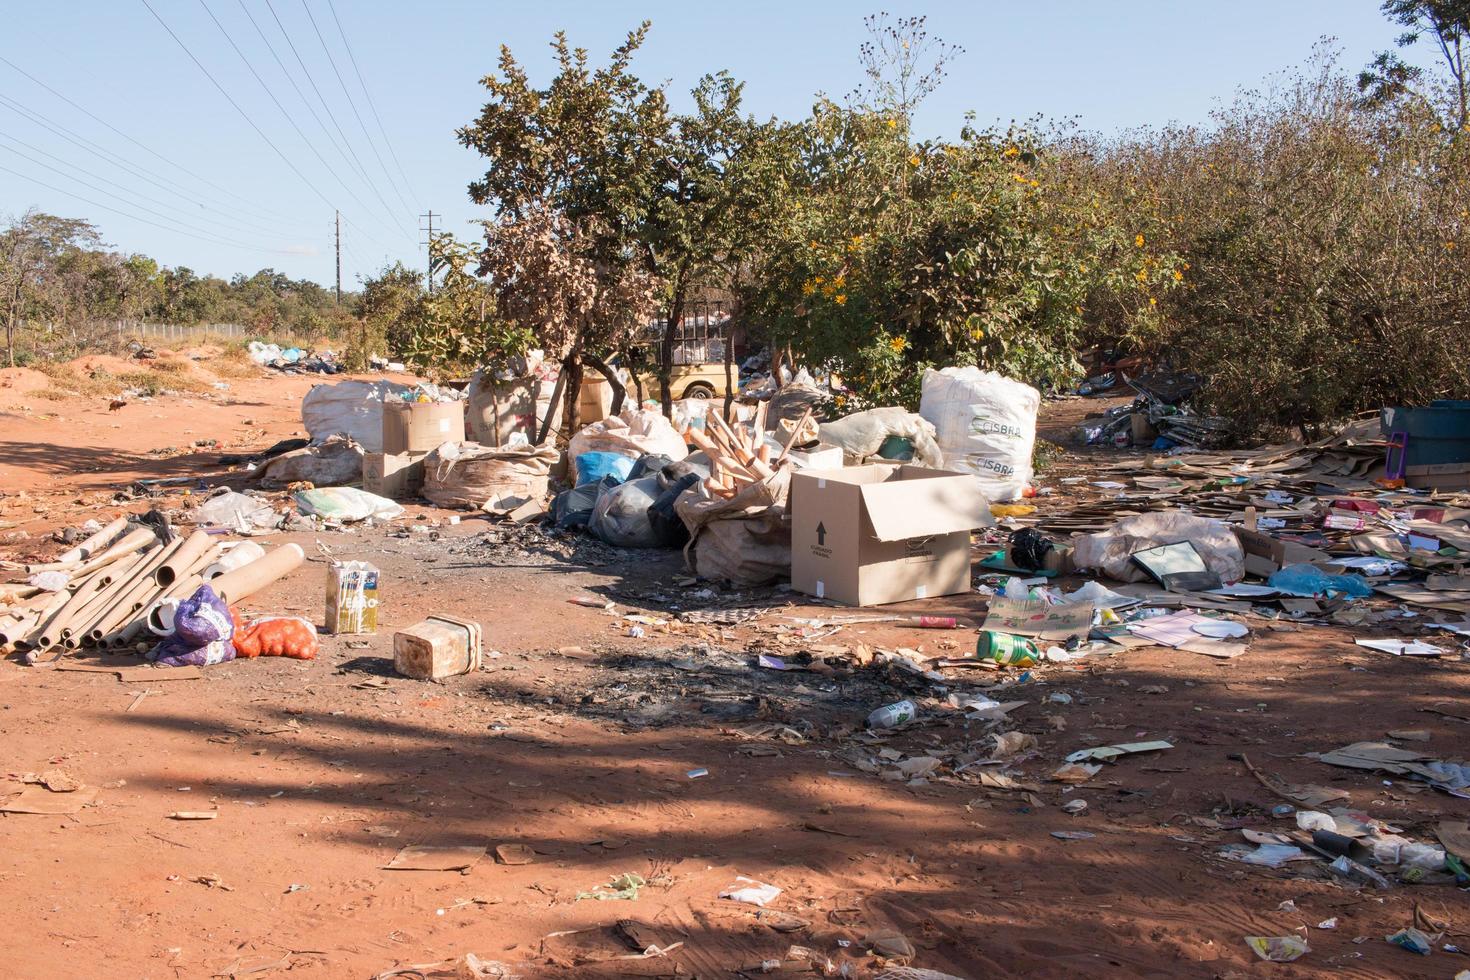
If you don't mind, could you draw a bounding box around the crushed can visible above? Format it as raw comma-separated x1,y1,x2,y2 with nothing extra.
977,630,1040,666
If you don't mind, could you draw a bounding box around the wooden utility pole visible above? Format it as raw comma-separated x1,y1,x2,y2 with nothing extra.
334,210,341,305
419,211,438,294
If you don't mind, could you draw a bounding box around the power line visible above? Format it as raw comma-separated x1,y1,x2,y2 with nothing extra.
298,0,414,216
232,0,376,202
138,0,370,250
196,0,409,241
324,0,418,208
0,161,303,256
0,52,304,229
0,129,302,248
261,0,399,237
0,93,295,241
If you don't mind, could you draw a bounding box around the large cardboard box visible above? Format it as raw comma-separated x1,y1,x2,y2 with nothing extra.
363,451,427,500
1232,525,1331,577
791,465,992,606
382,401,466,455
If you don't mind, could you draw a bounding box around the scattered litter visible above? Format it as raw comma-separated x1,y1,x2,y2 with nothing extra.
719,876,782,907
384,844,485,872
577,872,645,901
493,844,535,866
1386,927,1433,955
1245,935,1310,962
1066,741,1173,764
1051,830,1095,841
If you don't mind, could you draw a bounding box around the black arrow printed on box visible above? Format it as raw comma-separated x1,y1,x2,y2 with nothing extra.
816,522,827,545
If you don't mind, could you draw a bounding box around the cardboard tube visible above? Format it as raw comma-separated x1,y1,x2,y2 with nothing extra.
101,542,218,641
61,551,149,640
71,528,156,579
156,530,215,587
210,543,305,605
56,517,128,565
202,541,266,581
32,569,113,647
0,610,39,648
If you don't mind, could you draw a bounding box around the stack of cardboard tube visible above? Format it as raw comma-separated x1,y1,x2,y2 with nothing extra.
0,518,304,663
682,401,789,499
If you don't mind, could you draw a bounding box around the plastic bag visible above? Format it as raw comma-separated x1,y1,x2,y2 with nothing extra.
575,452,636,487
920,366,1040,502
150,584,236,667
190,489,277,532
294,486,404,522
1269,563,1373,599
1073,511,1245,584
818,407,945,468
567,409,688,482
588,476,663,548
300,379,413,452
233,616,319,660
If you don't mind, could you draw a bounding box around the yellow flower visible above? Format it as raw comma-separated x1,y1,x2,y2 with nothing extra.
1078,263,1087,273
1172,269,1184,282
889,336,906,353
832,273,846,288
801,281,815,296
969,327,985,340
887,118,897,129
1028,179,1039,187
814,275,824,284
908,154,920,167
1134,233,1145,247
834,294,847,305
1447,241,1458,251
1003,145,1019,158
1135,269,1148,283
1149,297,1157,306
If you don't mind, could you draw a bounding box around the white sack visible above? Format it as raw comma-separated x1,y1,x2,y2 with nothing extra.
920,367,1039,502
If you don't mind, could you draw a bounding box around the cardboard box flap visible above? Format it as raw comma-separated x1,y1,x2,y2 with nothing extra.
859,471,991,542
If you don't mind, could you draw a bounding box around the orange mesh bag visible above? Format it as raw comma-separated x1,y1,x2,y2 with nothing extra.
233,616,319,660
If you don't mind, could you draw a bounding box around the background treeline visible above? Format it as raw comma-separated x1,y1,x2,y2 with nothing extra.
5,4,1468,442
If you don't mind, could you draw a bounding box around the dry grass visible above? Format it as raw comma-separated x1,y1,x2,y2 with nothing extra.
205,344,265,380
32,360,212,399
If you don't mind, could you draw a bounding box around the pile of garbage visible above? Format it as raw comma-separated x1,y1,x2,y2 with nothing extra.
247,341,345,375
1080,371,1231,449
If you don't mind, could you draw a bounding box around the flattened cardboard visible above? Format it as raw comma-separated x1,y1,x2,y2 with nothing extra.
982,597,1093,639
384,843,485,871
791,465,991,607
1233,526,1330,574
1,784,99,814
382,401,466,456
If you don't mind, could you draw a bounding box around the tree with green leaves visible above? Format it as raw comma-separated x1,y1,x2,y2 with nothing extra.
458,24,670,433
0,211,102,365
1359,0,1469,133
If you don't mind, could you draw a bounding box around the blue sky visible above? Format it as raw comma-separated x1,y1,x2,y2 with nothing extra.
1,1,1406,289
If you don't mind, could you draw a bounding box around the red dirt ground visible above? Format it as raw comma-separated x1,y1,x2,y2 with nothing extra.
0,360,1465,978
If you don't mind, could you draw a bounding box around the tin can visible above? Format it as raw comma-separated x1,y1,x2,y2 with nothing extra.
866,699,917,729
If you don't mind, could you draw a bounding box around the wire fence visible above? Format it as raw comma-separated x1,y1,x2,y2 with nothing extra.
126,321,249,340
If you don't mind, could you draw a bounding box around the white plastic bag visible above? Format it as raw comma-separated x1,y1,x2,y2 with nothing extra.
567,409,689,482
920,366,1040,502
300,379,413,452
293,486,404,522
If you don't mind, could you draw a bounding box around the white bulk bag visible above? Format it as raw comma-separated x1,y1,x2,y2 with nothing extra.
920,367,1039,502
300,379,413,452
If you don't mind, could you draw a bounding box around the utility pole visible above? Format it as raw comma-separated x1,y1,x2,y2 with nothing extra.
419,210,438,294
334,210,341,306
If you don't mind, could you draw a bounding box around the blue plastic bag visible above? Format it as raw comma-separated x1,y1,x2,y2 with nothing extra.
575,452,635,487
1268,563,1373,599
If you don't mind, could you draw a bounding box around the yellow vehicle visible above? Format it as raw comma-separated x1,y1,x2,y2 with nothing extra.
630,307,735,400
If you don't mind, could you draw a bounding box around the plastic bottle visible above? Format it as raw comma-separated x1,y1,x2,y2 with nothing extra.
977,630,1040,666
866,699,917,729
1003,577,1030,600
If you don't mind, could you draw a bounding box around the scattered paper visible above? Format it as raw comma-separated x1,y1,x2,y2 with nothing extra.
0,784,99,814
1245,935,1309,962
1355,638,1446,657
384,844,485,872
1066,740,1173,764
719,876,782,907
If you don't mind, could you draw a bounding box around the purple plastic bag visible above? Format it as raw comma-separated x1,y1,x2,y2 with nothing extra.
150,584,236,668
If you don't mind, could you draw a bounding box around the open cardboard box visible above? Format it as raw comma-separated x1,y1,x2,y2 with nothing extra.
791,464,992,606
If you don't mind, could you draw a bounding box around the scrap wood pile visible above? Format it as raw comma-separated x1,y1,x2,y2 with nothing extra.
0,517,304,664
682,402,794,498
